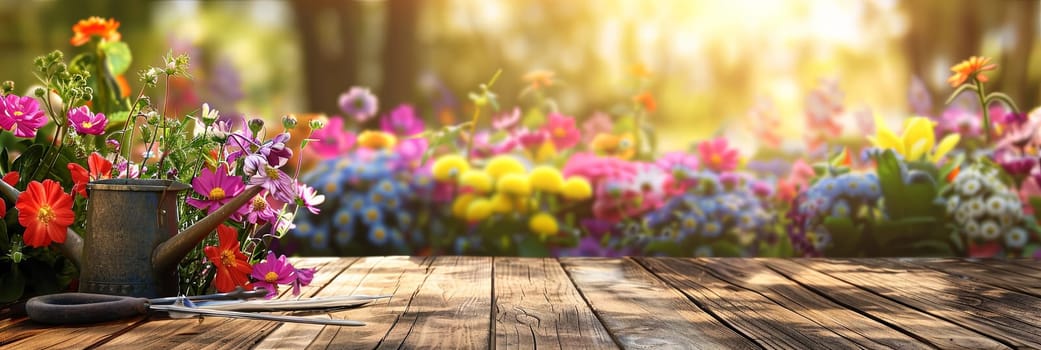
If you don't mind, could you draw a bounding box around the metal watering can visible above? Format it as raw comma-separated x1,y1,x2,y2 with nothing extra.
1,178,262,298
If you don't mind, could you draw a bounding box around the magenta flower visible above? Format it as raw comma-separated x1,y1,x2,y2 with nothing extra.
186,164,246,218
246,158,296,203
0,94,48,138
338,86,379,122
698,138,739,172
67,106,108,135
290,266,316,296
997,153,1037,176
395,137,428,168
251,251,296,298
582,112,613,145
309,116,356,159
562,152,638,189
542,113,581,150
245,193,280,225
936,107,982,138
295,182,325,214
380,104,424,137
259,133,293,168
514,128,549,149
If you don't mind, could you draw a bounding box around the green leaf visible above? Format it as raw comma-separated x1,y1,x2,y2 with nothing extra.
985,92,1021,113
643,240,685,256
0,148,8,173
0,263,25,302
100,41,132,76
944,83,976,106
12,144,46,185
711,242,744,257
822,217,861,256
522,109,546,129
518,236,550,257
613,115,635,133
1030,196,1041,223
68,52,96,75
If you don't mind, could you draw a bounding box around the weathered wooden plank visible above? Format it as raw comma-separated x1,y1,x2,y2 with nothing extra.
372,256,492,350
92,257,347,350
493,257,617,349
638,257,863,349
1010,258,1041,272
264,256,434,349
904,258,1041,298
696,258,929,349
798,258,1041,348
763,259,1008,350
561,258,757,349
0,315,145,349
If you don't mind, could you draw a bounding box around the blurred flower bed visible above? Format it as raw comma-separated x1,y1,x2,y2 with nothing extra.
288,59,1041,258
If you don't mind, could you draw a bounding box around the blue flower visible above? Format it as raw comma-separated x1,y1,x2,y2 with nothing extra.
332,207,355,231
644,209,671,228
368,188,388,207
342,194,367,212
368,224,390,246
359,204,383,225
310,229,330,250
454,237,471,254
396,211,414,229
830,199,852,218
388,228,406,248
291,218,318,238
677,213,700,236
702,221,722,238
334,226,353,245
375,179,399,197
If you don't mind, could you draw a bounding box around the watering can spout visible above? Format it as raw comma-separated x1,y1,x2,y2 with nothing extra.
152,185,263,273
0,180,83,266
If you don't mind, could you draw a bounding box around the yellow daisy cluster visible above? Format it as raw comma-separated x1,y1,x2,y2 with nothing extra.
432,154,595,237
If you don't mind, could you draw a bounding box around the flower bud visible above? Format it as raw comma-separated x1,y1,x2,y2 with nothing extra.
1,81,14,94
309,118,326,130
281,114,298,129
248,118,265,134
34,87,46,97
11,251,23,263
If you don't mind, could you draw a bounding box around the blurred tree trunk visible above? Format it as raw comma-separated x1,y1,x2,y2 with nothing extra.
376,0,420,128
291,0,362,115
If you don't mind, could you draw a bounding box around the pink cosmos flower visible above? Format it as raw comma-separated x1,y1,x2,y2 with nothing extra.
339,87,379,122
245,193,280,225
581,112,613,145
295,182,325,215
592,180,644,222
308,116,356,159
655,151,699,176
380,104,424,137
187,164,247,218
697,138,739,173
492,107,521,131
514,128,549,149
0,94,48,138
67,106,108,135
542,113,580,150
562,152,638,189
251,251,296,298
290,266,316,296
936,107,982,138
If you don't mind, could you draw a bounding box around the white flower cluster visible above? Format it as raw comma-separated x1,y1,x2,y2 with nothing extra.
945,167,1029,248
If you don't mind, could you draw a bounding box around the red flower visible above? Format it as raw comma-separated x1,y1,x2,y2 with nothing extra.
68,152,114,198
16,180,75,248
3,171,18,186
633,92,657,113
0,198,6,219
203,224,253,292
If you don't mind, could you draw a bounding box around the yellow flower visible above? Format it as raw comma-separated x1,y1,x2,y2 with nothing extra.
867,115,960,163
947,56,997,87
465,198,492,222
432,154,470,181
561,177,592,200
529,166,564,193
452,193,477,219
459,170,493,193
497,173,531,196
490,193,513,213
357,130,398,150
485,155,526,179
535,140,557,163
529,212,559,238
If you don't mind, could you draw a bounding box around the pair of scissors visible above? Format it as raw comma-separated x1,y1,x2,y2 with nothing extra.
26,288,384,326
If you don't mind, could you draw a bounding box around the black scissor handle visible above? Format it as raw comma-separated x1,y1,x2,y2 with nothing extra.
26,293,149,325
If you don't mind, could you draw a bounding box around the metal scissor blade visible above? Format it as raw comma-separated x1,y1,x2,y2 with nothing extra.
194,294,391,312
149,304,366,326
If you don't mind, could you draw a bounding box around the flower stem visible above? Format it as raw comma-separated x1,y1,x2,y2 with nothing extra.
975,78,990,144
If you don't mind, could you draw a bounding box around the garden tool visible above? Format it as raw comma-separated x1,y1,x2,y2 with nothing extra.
25,287,390,326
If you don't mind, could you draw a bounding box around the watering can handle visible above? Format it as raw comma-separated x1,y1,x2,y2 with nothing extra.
26,293,149,325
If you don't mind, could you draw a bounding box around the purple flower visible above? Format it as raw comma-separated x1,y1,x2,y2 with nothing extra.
719,172,740,188
251,251,296,298
295,182,325,214
116,160,141,178
67,106,107,135
338,87,379,122
290,266,316,296
936,107,981,138
997,153,1038,176
380,104,424,136
908,76,933,117
0,94,48,138
750,181,773,197
245,154,296,202
186,164,247,218
258,133,293,168
656,151,699,176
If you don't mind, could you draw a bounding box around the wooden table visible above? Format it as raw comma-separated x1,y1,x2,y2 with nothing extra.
3,257,1041,349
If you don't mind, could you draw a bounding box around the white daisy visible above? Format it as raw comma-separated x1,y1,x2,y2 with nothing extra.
985,196,1006,217
964,220,981,238
959,178,982,197
980,220,1001,240
1005,227,1029,248
965,197,986,218
946,196,961,215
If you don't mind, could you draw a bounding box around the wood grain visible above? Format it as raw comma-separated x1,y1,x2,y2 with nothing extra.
92,257,347,350
697,258,930,349
798,258,1041,348
905,258,1041,298
493,257,616,349
763,258,1008,350
561,257,757,349
638,257,864,349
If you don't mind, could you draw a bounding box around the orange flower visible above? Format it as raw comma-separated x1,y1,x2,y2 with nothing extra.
70,17,121,47
590,133,636,160
633,92,656,113
203,224,253,292
16,180,75,248
631,63,651,78
523,70,555,90
947,56,996,87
